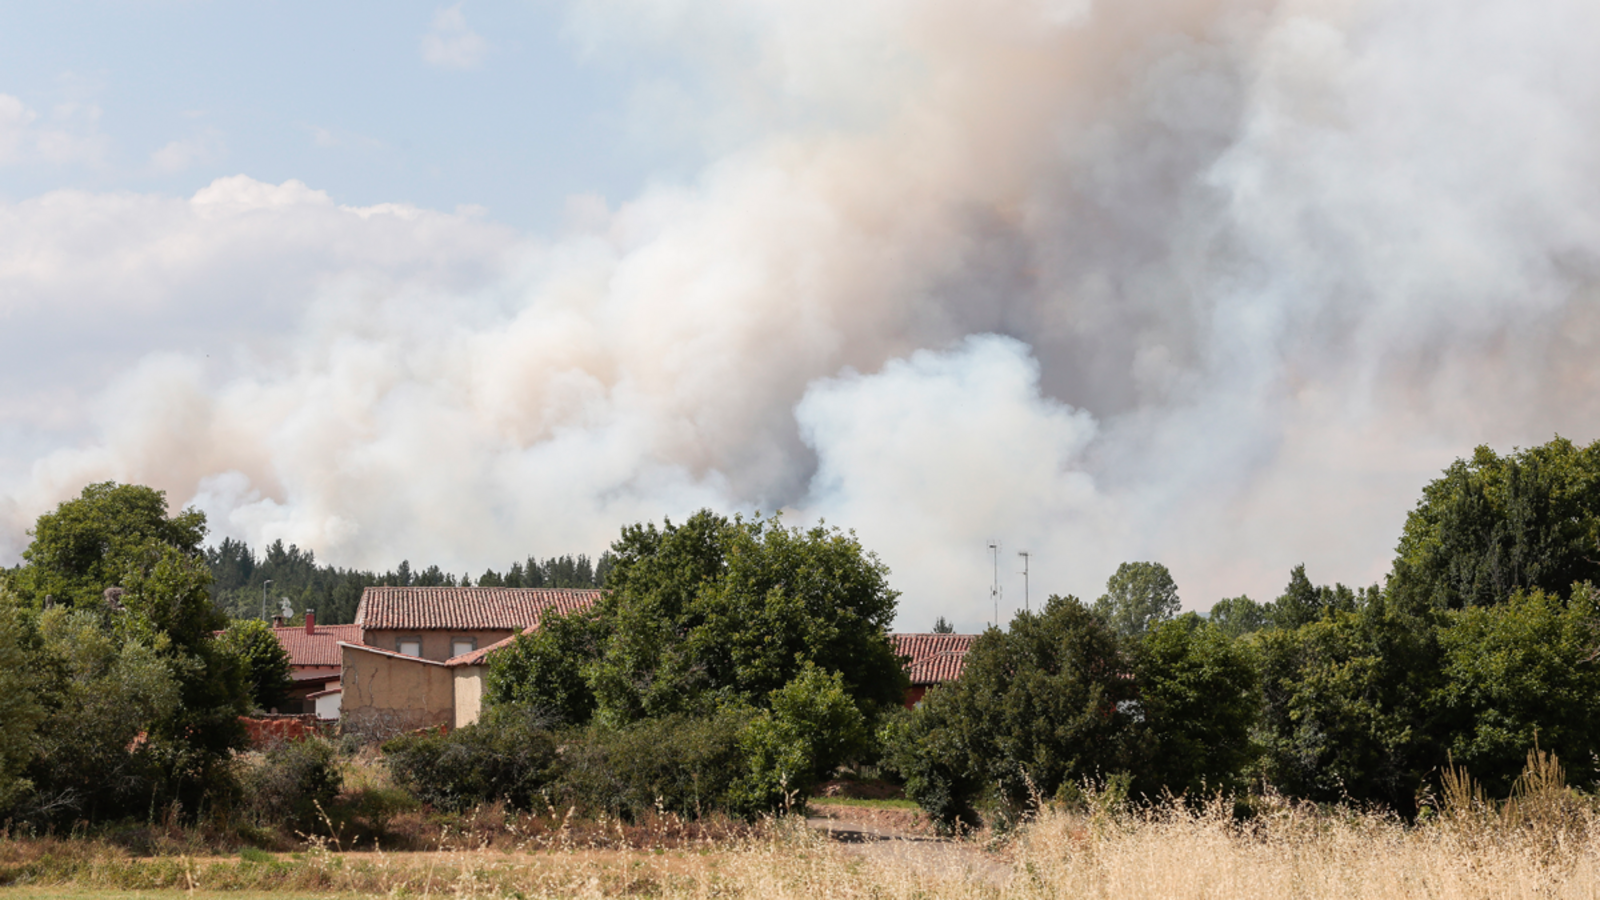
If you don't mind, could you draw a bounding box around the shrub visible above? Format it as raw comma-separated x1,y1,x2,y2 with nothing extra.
731,665,870,814
552,709,750,819
382,717,558,812
241,737,342,834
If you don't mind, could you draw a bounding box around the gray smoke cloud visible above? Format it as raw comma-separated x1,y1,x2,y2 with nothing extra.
4,0,1600,629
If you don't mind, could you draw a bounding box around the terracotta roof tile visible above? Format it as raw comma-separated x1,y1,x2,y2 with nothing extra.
273,624,364,668
892,633,978,685
354,587,601,631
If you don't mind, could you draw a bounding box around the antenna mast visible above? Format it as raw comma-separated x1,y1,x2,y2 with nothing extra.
1018,550,1031,612
988,540,1001,626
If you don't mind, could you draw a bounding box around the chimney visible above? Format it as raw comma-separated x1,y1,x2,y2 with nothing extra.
271,615,285,628
305,609,316,635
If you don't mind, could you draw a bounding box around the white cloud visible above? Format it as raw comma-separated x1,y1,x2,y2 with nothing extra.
149,129,224,174
0,93,107,166
421,4,488,70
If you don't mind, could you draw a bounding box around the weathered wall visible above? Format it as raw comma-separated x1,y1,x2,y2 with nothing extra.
341,645,456,738
363,629,515,662
453,666,484,728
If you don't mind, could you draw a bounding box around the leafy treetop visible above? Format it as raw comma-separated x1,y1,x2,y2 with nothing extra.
17,482,206,611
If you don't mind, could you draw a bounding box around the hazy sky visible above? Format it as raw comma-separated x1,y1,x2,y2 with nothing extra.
4,0,1598,631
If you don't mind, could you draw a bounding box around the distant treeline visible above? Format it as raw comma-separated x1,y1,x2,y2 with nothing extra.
206,538,613,624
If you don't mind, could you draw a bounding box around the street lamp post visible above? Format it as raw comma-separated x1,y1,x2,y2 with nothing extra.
261,579,273,622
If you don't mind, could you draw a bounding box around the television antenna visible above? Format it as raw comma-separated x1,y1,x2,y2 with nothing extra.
987,540,1002,626
1018,550,1031,612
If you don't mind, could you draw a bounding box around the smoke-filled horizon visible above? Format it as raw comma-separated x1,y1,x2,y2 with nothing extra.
4,0,1599,631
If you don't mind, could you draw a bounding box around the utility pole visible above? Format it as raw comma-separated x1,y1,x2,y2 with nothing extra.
1018,550,1031,612
261,579,273,622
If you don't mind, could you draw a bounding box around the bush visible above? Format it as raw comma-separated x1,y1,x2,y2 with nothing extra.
241,737,342,834
551,709,750,819
731,665,871,814
382,717,558,813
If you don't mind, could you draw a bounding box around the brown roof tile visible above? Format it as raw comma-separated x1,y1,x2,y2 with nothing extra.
892,633,978,685
273,624,364,668
354,587,602,631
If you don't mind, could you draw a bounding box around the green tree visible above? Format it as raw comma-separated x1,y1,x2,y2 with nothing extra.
13,484,249,821
485,610,606,727
886,596,1137,829
1253,596,1442,813
0,582,44,812
585,511,905,725
1132,620,1259,797
20,606,183,823
15,482,206,610
733,664,871,812
932,616,954,633
1429,585,1600,794
1093,561,1181,639
218,619,293,712
1390,437,1600,611
1208,595,1268,637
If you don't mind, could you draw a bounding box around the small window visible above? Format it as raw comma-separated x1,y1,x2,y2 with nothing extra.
397,639,422,657
451,638,477,658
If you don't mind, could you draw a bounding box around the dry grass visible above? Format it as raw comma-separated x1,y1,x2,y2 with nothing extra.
7,752,1600,898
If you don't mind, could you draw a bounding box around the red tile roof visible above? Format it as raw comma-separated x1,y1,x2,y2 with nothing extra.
272,624,364,668
892,633,978,685
447,628,529,667
354,587,602,631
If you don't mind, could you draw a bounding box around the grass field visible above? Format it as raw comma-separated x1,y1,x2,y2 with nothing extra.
6,755,1599,899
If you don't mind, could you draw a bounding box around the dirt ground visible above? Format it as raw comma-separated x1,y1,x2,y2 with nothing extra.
806,802,1012,887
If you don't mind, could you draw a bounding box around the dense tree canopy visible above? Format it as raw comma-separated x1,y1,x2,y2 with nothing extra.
15,482,206,610
1390,437,1600,611
578,510,906,725
2,483,250,824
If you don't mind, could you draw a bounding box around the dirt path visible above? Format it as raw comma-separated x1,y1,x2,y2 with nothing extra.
806,804,1013,887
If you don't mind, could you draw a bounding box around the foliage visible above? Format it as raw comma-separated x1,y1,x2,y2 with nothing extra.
382,717,560,813
1430,585,1600,794
1131,619,1259,797
241,737,343,834
1207,595,1268,637
553,710,751,819
1092,562,1180,639
932,616,954,633
218,619,294,712
732,665,871,812
17,606,183,824
1253,595,1442,813
0,583,44,812
886,596,1138,829
13,482,207,611
8,484,250,823
1390,437,1600,611
547,510,904,726
484,610,606,727
1265,565,1364,630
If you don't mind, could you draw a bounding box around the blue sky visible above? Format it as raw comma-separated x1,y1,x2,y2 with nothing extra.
0,1,698,230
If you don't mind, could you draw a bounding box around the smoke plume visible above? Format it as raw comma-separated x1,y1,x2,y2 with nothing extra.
5,0,1600,628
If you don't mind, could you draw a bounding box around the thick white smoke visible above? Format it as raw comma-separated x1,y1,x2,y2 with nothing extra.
5,0,1600,629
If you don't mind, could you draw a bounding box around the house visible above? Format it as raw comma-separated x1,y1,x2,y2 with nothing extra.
341,587,601,737
354,586,599,661
338,584,979,736
269,611,363,719
892,633,978,708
